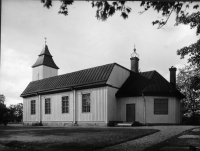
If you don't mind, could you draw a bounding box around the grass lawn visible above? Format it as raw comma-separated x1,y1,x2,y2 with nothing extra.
144,127,200,151
0,126,159,151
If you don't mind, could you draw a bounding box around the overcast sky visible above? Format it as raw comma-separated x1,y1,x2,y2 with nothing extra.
1,1,199,106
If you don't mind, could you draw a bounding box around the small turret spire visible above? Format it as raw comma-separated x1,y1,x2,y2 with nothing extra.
131,45,139,58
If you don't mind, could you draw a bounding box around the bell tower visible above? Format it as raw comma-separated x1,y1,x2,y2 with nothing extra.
32,38,59,81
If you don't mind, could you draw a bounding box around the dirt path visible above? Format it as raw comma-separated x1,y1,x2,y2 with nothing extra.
97,125,197,151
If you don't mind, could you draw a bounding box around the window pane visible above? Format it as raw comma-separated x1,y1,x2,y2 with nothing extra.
62,96,69,113
83,106,86,112
31,100,36,115
154,99,168,114
82,93,90,113
45,98,51,114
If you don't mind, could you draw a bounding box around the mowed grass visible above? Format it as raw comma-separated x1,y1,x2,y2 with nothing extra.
0,126,159,151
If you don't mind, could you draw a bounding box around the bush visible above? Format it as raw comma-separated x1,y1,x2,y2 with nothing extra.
182,114,200,125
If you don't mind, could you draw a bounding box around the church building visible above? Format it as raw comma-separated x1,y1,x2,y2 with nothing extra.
21,44,184,126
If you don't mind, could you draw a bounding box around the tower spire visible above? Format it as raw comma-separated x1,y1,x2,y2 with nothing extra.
32,43,59,81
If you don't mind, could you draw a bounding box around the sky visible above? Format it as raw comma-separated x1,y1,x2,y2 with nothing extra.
1,1,199,107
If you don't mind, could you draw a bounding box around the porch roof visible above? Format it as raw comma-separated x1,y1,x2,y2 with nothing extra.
116,70,185,99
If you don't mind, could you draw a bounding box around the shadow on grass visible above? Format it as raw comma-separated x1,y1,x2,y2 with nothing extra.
0,127,159,151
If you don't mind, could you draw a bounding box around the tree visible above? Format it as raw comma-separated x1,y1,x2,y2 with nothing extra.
177,65,200,124
40,1,200,67
8,103,23,122
0,102,9,125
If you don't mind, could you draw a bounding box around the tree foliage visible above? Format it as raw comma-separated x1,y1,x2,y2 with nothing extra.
177,39,200,67
0,102,23,124
0,102,9,125
91,1,132,21
8,103,23,122
177,65,200,119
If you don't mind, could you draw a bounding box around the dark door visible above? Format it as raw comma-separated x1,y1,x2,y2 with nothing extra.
126,104,135,122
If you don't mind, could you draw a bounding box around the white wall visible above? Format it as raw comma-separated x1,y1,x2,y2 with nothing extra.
32,66,43,81
116,96,181,124
32,65,58,81
23,96,39,122
23,92,74,122
107,86,118,122
145,96,181,124
116,97,145,123
43,65,58,79
41,92,73,122
75,87,107,123
23,87,108,124
107,64,130,88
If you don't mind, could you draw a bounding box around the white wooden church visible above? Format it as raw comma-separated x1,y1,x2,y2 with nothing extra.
21,44,184,126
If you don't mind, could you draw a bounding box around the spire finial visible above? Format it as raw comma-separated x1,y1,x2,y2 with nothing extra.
131,45,139,58
44,37,47,45
134,45,136,52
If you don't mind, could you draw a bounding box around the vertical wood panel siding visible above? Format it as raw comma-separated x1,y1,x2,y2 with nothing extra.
32,65,58,81
145,96,181,124
116,97,144,123
107,65,130,88
175,98,181,123
32,66,43,81
116,96,181,124
23,96,38,122
43,65,58,79
107,87,118,122
41,92,73,122
76,87,107,122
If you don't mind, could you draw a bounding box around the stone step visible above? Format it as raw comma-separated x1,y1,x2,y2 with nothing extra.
115,122,133,127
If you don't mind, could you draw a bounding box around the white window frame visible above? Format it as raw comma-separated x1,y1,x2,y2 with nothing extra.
31,100,36,115
61,95,69,114
45,98,51,114
82,93,91,113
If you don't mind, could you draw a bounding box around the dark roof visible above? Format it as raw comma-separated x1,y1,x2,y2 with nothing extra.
32,45,59,69
116,70,185,99
21,63,115,97
39,45,52,56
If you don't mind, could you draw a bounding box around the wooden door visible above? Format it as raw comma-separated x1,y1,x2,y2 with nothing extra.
126,104,135,122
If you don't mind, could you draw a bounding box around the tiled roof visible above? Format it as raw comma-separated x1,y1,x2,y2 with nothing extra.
116,71,185,99
21,63,115,97
32,45,59,69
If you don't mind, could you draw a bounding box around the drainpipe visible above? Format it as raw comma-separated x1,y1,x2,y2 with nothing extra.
36,93,41,124
35,93,39,123
38,94,41,123
142,93,146,125
70,87,76,124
